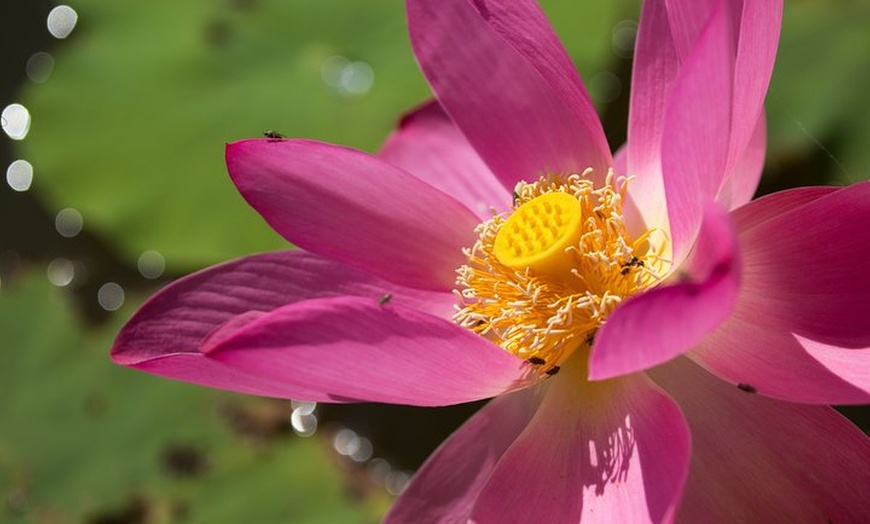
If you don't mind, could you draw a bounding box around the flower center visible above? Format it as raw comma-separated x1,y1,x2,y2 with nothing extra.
492,191,584,281
454,170,669,375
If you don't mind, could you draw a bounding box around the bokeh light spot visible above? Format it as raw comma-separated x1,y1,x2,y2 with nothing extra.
386,470,411,495
2,104,31,140
589,71,622,105
47,5,78,39
137,250,166,279
366,458,392,485
333,428,362,457
98,282,125,311
47,258,75,287
321,55,374,97
290,400,318,437
55,208,83,238
612,20,638,59
349,436,373,463
26,52,55,83
290,410,317,437
6,160,34,192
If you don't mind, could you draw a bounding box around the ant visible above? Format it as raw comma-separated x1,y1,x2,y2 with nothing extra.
620,256,644,275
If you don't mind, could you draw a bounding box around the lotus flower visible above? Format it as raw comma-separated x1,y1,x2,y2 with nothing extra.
112,0,870,521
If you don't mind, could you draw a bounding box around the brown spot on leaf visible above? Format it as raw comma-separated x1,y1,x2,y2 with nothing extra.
160,443,209,479
86,496,148,524
220,398,292,445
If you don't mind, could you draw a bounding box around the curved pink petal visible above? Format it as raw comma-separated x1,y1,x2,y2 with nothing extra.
626,0,678,234
715,113,766,210
612,144,627,177
111,250,455,397
690,182,870,403
207,296,534,406
406,0,612,190
661,0,735,263
226,139,479,291
612,143,647,241
691,330,869,406
470,357,690,523
664,0,722,61
724,0,782,176
384,389,539,524
379,100,511,219
128,353,335,402
730,185,840,232
590,203,740,380
650,357,870,523
798,336,870,399
664,1,780,215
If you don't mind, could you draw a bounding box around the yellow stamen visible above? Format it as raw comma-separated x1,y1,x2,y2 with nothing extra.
454,169,670,376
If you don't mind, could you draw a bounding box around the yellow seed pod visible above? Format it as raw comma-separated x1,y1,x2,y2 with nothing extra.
493,192,583,278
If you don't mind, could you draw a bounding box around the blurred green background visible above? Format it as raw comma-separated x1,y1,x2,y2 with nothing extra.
1,0,868,522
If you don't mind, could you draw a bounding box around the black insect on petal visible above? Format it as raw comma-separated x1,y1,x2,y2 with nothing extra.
377,293,393,306
526,356,546,366
545,365,560,376
737,383,757,393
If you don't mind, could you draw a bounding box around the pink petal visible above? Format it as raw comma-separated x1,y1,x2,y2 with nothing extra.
650,357,870,523
111,250,455,397
798,336,870,400
692,330,869,406
664,1,781,217
129,353,332,401
715,113,766,209
226,139,479,291
664,0,722,60
379,100,511,219
724,0,782,176
384,389,539,523
613,143,647,241
613,144,627,177
590,203,740,380
207,296,534,406
626,0,679,234
470,357,690,523
730,185,840,232
661,0,735,263
690,182,870,403
406,0,612,189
